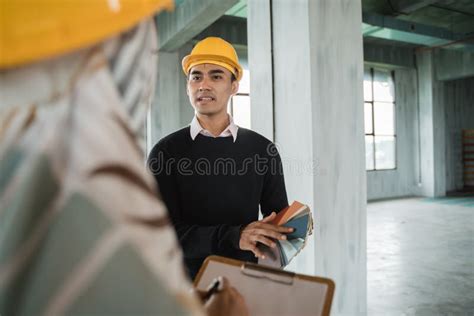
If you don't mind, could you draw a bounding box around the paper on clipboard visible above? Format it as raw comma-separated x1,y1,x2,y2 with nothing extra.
194,256,335,316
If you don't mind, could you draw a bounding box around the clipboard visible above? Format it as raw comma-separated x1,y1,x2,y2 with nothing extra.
194,256,335,316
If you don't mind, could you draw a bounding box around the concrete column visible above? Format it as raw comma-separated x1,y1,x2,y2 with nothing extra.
416,50,446,197
249,0,367,314
247,0,274,141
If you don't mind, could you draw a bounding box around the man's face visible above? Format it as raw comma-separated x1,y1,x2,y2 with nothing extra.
186,63,239,116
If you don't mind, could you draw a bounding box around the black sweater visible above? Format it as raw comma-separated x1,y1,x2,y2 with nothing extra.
148,126,288,279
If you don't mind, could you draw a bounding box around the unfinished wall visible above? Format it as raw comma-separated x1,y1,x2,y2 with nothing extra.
445,77,474,192
366,67,421,200
364,46,474,199
148,44,194,153
364,42,422,200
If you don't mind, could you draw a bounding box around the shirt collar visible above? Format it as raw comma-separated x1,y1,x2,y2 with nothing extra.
190,115,239,142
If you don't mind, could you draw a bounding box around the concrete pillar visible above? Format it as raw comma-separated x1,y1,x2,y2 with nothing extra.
416,50,446,197
247,0,274,140
249,0,367,314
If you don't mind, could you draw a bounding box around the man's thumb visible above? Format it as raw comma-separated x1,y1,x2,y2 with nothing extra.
261,212,276,223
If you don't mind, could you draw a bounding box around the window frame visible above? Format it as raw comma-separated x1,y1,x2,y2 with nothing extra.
365,67,397,172
228,68,251,129
229,91,250,116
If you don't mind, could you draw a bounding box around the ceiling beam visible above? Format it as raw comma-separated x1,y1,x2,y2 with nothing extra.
362,12,474,51
390,0,439,14
363,11,455,39
156,0,239,52
364,42,415,68
436,49,474,81
194,16,247,47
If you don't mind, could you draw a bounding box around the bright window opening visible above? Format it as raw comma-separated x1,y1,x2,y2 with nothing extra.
364,68,396,171
228,69,251,129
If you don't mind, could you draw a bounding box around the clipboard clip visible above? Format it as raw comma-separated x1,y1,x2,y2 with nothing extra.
240,262,295,285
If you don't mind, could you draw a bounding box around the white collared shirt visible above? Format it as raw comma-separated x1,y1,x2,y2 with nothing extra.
190,115,239,142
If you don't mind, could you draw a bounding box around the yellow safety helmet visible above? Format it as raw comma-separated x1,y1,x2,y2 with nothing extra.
0,0,174,69
182,37,243,81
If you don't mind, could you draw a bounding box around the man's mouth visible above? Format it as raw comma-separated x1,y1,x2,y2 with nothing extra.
197,96,215,102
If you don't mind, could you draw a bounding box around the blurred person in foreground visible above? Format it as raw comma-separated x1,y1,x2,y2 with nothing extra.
0,1,247,315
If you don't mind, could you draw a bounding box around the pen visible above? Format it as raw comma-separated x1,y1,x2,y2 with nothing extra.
203,279,220,301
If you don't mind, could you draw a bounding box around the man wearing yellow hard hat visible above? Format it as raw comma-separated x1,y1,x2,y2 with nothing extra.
0,1,247,315
148,37,291,279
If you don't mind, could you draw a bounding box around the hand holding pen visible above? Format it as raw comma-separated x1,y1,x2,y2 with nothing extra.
196,276,249,316
202,277,221,301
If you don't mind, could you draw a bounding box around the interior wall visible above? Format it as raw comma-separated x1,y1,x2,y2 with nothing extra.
366,48,474,199
444,77,474,192
363,42,423,200
149,43,194,151
366,67,421,200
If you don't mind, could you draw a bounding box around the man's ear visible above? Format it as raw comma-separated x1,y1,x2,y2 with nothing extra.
231,80,239,96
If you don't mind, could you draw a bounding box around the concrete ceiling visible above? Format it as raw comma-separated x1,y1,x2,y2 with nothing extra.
222,0,474,51
225,0,247,18
361,0,474,51
362,0,474,34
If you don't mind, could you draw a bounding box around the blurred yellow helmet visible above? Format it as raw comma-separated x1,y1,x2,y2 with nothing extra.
182,37,243,81
0,0,174,69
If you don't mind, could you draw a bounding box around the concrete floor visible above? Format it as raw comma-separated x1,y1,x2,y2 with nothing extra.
367,197,474,316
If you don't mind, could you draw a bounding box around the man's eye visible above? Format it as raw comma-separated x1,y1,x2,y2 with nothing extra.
213,75,222,80
191,76,201,81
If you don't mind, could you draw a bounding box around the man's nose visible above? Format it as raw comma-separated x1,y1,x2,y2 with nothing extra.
198,76,211,91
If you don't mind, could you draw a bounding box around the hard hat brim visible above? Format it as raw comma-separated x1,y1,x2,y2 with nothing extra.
182,54,243,81
0,0,174,69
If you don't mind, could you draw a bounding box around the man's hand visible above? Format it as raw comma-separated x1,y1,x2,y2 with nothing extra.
199,277,249,316
239,212,293,259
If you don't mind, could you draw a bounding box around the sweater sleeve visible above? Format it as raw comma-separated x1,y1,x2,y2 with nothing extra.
147,143,242,259
259,143,289,217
